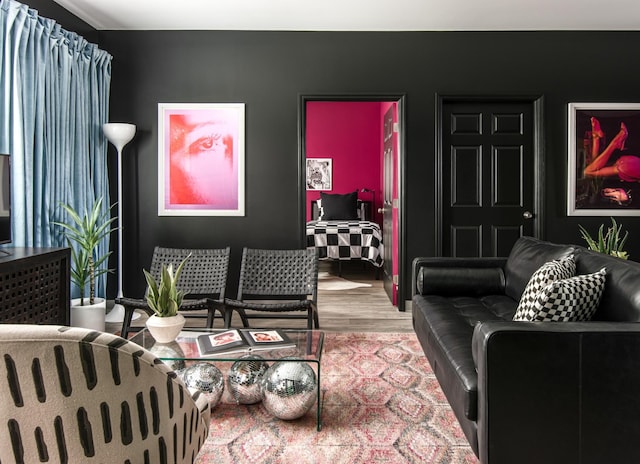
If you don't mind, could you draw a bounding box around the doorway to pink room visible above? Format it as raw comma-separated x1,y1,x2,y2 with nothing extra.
298,95,406,310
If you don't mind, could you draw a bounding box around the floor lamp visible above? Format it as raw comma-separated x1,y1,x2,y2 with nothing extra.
103,123,137,324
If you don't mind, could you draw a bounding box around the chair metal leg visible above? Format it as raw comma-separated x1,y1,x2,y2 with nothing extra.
120,306,135,339
313,309,320,329
307,309,313,330
223,308,232,329
206,308,215,328
238,309,250,328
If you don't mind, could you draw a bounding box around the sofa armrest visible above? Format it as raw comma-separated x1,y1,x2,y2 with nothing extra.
412,257,507,297
472,321,640,464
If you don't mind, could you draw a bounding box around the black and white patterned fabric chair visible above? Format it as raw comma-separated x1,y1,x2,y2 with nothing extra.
0,324,210,463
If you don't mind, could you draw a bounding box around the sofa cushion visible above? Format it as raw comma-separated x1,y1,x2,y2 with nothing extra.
513,255,576,320
514,268,607,322
417,266,505,297
575,248,640,322
504,237,576,301
412,293,516,423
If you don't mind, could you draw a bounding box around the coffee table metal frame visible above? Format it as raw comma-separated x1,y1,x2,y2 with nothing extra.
131,328,325,431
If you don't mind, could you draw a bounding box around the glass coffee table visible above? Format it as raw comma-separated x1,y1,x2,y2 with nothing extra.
131,328,325,430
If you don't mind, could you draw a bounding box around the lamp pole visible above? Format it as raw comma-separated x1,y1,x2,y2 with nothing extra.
103,123,136,323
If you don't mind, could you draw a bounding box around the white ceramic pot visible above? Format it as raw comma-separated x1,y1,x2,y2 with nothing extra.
146,313,186,343
70,297,106,332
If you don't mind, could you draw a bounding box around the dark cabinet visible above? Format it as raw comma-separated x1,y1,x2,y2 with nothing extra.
0,247,70,325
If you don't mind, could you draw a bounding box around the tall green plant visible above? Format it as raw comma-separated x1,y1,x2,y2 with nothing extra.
143,254,191,317
53,197,117,305
579,217,629,260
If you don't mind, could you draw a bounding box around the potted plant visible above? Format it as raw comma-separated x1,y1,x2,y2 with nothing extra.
143,253,191,343
579,217,629,260
54,197,117,331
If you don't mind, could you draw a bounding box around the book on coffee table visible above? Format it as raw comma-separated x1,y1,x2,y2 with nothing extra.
196,329,295,356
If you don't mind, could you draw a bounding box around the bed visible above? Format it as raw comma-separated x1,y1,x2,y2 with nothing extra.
305,192,384,268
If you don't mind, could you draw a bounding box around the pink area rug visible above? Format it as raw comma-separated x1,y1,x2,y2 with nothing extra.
195,332,478,464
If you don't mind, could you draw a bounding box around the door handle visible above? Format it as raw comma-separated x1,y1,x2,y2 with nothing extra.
378,207,384,214
523,211,533,219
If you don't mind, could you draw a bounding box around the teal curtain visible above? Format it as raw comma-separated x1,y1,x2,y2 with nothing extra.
0,0,113,297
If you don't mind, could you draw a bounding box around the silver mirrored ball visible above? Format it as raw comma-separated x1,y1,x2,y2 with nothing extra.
182,362,224,409
228,355,270,404
261,359,317,420
149,342,186,371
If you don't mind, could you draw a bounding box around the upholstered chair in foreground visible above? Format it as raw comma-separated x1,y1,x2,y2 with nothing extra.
0,324,210,463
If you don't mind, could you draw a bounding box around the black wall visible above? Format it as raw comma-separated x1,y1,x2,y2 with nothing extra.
99,30,640,300
18,3,640,301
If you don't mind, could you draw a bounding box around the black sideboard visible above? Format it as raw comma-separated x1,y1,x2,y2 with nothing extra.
0,247,70,325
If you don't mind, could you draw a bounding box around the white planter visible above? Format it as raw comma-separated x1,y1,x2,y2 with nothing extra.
70,297,106,332
146,313,186,343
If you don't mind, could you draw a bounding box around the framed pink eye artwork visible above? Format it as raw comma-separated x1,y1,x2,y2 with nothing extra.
158,103,245,216
568,102,640,216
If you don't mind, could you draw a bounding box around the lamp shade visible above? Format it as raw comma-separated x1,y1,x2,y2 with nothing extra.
103,123,136,151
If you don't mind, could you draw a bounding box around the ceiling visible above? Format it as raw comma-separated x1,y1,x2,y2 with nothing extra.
52,0,640,31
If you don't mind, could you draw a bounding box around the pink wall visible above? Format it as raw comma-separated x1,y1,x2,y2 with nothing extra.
305,101,383,223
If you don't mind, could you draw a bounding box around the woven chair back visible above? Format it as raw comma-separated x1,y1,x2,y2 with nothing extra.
237,248,318,302
148,246,230,297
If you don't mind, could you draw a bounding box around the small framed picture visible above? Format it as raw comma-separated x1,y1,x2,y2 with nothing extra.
568,102,640,216
306,158,332,190
158,103,245,216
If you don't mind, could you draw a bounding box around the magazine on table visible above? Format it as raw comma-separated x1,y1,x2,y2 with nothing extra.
196,329,295,356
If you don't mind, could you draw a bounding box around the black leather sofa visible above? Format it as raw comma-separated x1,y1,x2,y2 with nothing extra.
412,236,640,464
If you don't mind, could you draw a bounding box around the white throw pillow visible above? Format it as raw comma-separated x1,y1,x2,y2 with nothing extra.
514,268,607,322
513,255,576,320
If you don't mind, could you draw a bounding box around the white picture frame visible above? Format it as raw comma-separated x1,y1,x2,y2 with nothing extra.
158,102,245,216
306,158,332,191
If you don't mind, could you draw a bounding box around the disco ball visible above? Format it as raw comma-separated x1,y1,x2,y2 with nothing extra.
174,367,186,382
228,355,270,405
182,362,224,409
260,358,317,420
149,342,186,371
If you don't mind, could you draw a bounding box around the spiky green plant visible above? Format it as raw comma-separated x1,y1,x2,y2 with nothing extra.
579,217,629,260
53,197,117,305
143,254,191,317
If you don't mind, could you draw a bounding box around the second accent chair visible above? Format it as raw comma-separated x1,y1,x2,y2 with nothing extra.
116,247,230,339
0,324,210,463
223,247,320,329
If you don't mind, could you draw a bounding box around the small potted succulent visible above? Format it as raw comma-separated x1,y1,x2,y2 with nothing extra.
54,197,116,331
143,254,191,343
579,217,629,260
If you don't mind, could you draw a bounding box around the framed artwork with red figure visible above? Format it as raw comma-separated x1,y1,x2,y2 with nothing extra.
568,102,640,216
158,103,245,216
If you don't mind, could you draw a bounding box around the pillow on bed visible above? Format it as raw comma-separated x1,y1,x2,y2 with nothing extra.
320,191,359,220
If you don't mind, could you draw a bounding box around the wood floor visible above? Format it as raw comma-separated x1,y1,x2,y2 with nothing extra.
108,261,414,335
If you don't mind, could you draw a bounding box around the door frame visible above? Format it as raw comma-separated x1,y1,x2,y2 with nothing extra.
298,94,408,311
435,94,545,256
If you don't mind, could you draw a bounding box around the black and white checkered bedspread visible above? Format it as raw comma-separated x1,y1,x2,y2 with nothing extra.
306,220,384,267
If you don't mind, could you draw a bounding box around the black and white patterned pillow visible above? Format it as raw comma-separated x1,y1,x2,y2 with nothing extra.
513,255,576,320
513,268,607,322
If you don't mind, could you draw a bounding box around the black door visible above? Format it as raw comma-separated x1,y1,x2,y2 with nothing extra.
439,99,540,257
